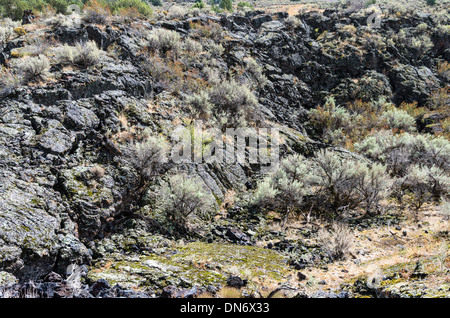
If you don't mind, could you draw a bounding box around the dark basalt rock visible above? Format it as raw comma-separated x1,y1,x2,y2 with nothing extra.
226,275,248,289
53,27,88,45
389,64,441,106
251,14,273,29
86,25,112,51
0,8,447,298
213,225,253,245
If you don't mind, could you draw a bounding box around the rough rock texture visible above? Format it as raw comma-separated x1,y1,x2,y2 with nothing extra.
0,7,448,297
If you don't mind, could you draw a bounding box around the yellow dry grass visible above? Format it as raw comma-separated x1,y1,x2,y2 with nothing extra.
295,207,449,293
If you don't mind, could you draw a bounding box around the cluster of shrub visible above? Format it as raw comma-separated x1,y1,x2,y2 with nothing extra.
120,122,448,263
122,110,448,238
307,96,449,147
0,0,256,21
254,140,448,218
0,24,103,92
142,25,266,128
301,96,449,219
0,0,160,21
0,0,155,91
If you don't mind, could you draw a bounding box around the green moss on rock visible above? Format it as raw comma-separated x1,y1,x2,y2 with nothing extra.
88,241,293,292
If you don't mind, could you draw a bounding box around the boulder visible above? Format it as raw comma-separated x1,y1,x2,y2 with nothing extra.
332,70,393,103
63,102,100,131
390,64,441,106
226,275,248,289
0,171,88,280
260,20,286,33
251,14,273,28
86,25,111,51
53,27,88,45
39,128,76,154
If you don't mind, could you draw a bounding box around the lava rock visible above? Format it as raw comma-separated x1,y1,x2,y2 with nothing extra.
226,275,248,289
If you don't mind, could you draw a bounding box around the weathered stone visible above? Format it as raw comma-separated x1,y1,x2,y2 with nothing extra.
260,20,286,33
390,64,441,106
53,27,88,45
39,128,75,154
0,175,62,279
226,275,247,289
251,14,273,28
63,102,100,131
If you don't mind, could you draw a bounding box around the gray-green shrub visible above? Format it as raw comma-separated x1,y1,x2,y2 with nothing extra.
307,97,352,144
125,135,168,183
252,154,312,227
243,57,267,86
182,38,203,55
155,173,216,232
148,28,181,54
208,80,259,128
14,55,50,83
0,66,22,94
185,90,213,120
380,108,417,132
355,162,393,214
395,164,449,215
311,150,365,216
253,150,394,222
355,130,450,176
0,25,15,45
55,41,102,68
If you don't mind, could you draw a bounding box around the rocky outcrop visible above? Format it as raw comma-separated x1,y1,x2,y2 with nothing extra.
0,7,448,297
389,64,441,105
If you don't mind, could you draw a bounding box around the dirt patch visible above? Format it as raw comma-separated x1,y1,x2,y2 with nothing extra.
293,208,449,295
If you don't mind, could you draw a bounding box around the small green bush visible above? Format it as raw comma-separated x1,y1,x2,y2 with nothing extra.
150,0,162,6
380,108,417,132
252,154,312,227
210,4,222,14
208,80,259,128
0,0,84,20
155,173,216,233
237,1,254,9
147,28,181,54
219,0,233,12
55,41,102,68
14,54,50,83
110,0,153,17
192,0,204,9
46,0,84,14
0,0,41,20
307,97,352,144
